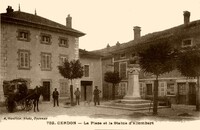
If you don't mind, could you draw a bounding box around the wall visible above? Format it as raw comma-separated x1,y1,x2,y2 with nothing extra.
0,20,6,103
79,56,102,98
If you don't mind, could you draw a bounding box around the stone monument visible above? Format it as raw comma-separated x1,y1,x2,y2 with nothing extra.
124,64,141,99
100,64,152,110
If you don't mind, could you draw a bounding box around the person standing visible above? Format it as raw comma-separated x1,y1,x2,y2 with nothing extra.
93,86,101,106
33,86,40,112
52,88,59,107
74,88,81,105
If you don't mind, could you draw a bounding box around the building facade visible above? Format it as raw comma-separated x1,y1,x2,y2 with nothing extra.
0,6,85,102
79,49,102,101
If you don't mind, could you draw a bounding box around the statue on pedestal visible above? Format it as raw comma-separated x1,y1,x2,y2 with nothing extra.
124,64,141,99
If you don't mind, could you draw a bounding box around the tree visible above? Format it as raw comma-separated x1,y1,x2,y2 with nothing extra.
138,41,175,115
104,71,122,100
58,59,83,105
176,48,200,111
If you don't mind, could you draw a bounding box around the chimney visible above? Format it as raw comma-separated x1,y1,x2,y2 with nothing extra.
133,26,141,40
107,43,110,48
6,6,14,13
66,14,72,28
116,41,120,46
183,11,190,24
35,9,37,15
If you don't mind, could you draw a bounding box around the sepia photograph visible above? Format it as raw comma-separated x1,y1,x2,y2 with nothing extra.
0,0,200,130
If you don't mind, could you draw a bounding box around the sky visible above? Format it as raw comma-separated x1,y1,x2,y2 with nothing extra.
1,0,200,51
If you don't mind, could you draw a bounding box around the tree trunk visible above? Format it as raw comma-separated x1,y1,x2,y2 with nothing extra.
153,75,159,115
196,76,200,111
112,84,115,100
70,79,74,106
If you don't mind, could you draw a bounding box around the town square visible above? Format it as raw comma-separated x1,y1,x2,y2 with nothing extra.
0,0,200,129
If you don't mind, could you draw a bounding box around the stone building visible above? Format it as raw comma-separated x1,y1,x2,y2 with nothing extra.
0,6,85,102
93,11,200,105
79,49,102,101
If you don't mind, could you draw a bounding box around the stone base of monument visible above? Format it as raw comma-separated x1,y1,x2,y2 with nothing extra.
99,98,169,111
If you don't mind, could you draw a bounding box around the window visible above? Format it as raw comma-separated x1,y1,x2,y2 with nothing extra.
189,83,196,94
182,39,193,47
41,33,51,44
59,37,69,47
159,82,165,96
60,81,69,97
120,53,126,58
167,83,175,95
84,65,89,77
178,83,186,95
18,50,30,69
114,62,119,72
19,32,28,39
146,84,153,95
17,29,30,41
140,83,145,97
41,52,52,71
59,54,68,65
119,62,127,79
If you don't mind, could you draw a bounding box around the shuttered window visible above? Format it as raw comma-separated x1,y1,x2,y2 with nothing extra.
41,52,52,71
84,65,89,77
18,50,30,69
167,83,175,95
60,81,69,97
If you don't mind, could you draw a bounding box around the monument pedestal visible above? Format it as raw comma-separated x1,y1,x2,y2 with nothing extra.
124,64,141,99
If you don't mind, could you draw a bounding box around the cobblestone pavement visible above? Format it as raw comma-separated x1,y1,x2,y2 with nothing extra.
0,101,200,121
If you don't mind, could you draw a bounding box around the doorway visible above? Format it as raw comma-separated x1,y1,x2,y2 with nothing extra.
177,83,187,104
146,84,153,96
188,83,196,105
42,81,51,101
81,81,93,101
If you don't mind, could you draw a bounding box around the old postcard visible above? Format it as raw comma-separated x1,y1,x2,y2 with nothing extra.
0,0,200,130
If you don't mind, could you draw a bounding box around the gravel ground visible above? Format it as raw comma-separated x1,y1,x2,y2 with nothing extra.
0,101,200,121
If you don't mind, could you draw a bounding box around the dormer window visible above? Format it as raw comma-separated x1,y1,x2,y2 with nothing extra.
120,53,126,58
41,33,51,44
59,37,69,48
17,29,30,42
182,38,193,47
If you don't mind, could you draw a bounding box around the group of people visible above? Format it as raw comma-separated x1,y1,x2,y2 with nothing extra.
52,86,101,106
7,85,101,112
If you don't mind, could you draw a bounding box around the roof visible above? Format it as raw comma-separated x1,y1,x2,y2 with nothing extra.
92,40,137,57
79,49,102,59
92,19,200,56
1,11,85,37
